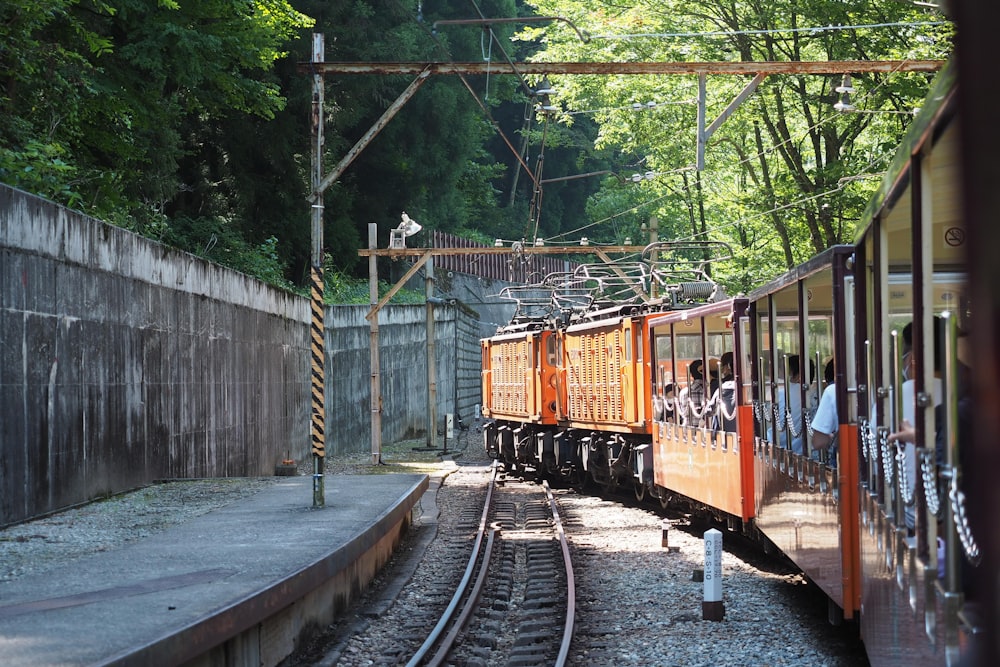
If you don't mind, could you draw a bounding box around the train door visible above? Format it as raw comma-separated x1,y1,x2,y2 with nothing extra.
620,318,642,425
481,340,491,418
630,318,648,426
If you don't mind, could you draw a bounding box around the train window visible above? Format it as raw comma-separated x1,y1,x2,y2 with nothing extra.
756,298,774,444
546,334,556,366
653,327,674,389
651,324,675,423
772,282,804,453
739,318,753,407
928,124,970,330
675,332,704,384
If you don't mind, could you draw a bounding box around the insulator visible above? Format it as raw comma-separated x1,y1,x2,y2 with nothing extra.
676,281,716,299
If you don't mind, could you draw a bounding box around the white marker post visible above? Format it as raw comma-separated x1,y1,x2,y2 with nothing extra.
703,528,725,620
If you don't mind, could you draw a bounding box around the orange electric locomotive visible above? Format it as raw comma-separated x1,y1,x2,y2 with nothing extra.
482,244,733,499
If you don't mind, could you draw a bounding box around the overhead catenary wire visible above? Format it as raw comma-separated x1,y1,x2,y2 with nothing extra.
549,61,914,244
395,5,933,250
589,21,949,41
396,0,541,190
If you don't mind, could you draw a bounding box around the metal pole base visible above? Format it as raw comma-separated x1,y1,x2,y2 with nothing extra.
313,456,325,507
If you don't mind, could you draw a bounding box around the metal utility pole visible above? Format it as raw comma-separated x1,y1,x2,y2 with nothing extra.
425,257,438,450
647,215,659,299
368,223,383,464
303,33,431,500
309,34,326,507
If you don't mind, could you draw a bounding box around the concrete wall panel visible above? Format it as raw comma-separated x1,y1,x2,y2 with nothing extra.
1,186,312,524
1,185,497,525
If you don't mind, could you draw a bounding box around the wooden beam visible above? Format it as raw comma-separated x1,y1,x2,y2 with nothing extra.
358,245,649,258
299,60,944,76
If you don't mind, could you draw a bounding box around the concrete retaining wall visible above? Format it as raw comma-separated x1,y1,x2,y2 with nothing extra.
1,186,311,525
1,185,507,525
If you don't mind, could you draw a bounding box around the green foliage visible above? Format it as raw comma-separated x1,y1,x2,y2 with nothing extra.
0,0,314,261
160,215,299,291
516,0,952,291
0,140,82,207
0,0,955,299
322,258,424,305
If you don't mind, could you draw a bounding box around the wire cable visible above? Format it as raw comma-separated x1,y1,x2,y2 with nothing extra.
590,21,949,41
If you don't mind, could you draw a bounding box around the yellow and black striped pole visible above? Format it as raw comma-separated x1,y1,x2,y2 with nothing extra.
310,34,326,507
310,264,326,505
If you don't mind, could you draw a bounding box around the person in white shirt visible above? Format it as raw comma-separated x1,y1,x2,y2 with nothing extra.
811,359,837,459
777,355,818,455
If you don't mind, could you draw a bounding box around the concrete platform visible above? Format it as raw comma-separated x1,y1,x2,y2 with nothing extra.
0,473,428,667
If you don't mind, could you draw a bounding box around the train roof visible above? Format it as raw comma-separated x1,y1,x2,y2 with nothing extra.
646,295,748,329
745,245,855,302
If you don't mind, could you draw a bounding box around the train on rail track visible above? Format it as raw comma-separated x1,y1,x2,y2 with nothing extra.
480,61,983,666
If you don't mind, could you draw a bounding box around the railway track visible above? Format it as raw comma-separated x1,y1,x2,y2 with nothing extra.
290,451,868,666
407,463,575,666
290,459,577,666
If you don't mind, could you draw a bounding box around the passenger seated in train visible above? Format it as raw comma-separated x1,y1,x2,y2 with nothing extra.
810,359,837,464
704,352,737,432
776,355,818,455
677,360,707,427
653,382,676,423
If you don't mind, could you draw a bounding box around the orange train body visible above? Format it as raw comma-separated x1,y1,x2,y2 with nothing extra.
480,61,978,665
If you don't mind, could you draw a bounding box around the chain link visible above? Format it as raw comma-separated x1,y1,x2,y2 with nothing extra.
676,392,707,424
860,418,877,466
716,388,738,422
775,404,788,432
949,476,981,566
785,407,812,439
921,449,940,517
880,428,894,488
895,442,914,506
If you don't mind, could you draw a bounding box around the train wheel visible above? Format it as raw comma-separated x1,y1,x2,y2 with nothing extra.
634,482,646,502
658,489,670,510
569,468,590,492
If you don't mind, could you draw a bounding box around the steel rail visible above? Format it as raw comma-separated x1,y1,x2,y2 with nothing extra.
545,480,577,667
426,526,500,667
405,462,499,667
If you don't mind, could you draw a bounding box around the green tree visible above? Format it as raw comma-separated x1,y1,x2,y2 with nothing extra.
515,0,952,288
1,0,314,282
